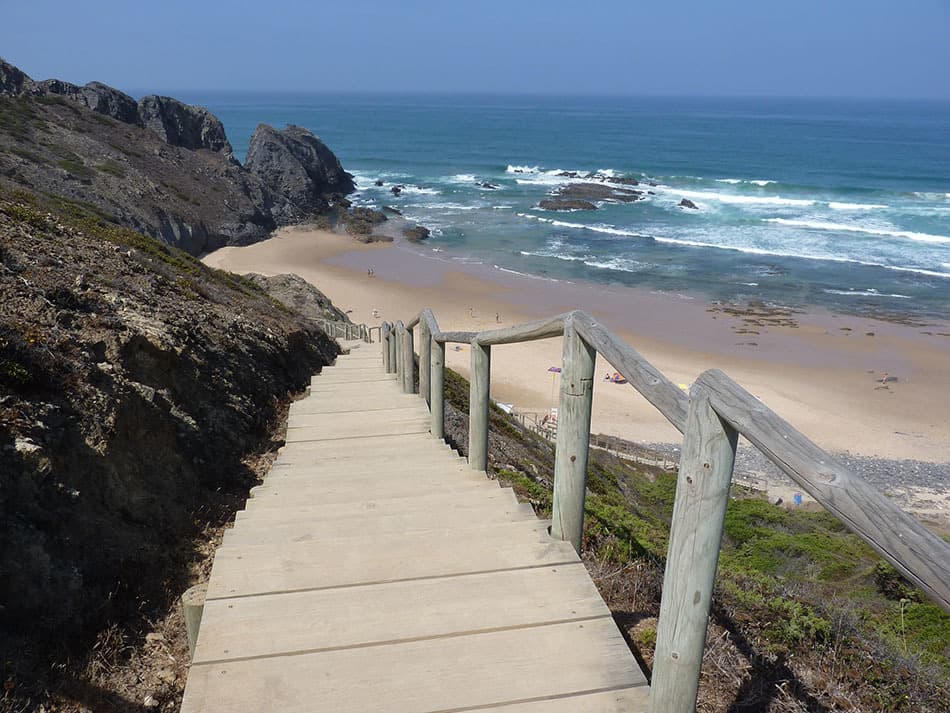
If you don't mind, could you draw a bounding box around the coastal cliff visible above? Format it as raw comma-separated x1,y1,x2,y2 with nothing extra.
0,186,343,708
0,59,354,254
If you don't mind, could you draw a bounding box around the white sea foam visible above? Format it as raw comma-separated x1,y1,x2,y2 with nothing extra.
828,202,887,211
448,174,477,183
398,185,440,196
716,178,776,186
766,218,950,244
823,289,912,299
407,202,479,211
506,165,541,174
667,188,815,207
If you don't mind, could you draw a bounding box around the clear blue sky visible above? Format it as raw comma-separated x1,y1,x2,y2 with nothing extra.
2,0,948,99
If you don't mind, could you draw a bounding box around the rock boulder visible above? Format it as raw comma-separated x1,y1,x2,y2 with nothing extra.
138,95,233,156
245,124,354,221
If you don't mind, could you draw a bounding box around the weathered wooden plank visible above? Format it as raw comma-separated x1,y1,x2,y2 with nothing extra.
206,524,579,599
245,477,504,507
435,329,477,343
551,317,596,553
222,504,539,545
469,340,491,471
287,395,421,415
263,458,469,481
479,688,649,712
194,564,611,663
651,387,737,713
241,484,519,514
181,618,642,713
401,322,415,394
419,318,431,405
287,406,427,429
283,417,430,442
310,372,397,384
697,368,950,614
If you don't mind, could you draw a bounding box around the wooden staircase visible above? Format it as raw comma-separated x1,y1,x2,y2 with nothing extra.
180,343,650,712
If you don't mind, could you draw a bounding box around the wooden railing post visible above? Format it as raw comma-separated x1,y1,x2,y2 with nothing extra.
381,323,391,371
651,387,737,713
468,340,491,471
551,317,596,553
430,338,445,439
419,320,431,405
394,322,405,380
388,324,397,373
402,325,415,394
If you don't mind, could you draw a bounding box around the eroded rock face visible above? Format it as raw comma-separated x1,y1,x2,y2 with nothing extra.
538,198,598,211
138,95,233,156
0,58,34,95
35,79,141,124
245,124,355,221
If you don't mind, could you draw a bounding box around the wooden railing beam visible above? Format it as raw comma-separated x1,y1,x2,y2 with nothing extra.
430,338,445,439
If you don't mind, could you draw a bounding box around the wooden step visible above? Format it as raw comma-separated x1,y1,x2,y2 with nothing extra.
181,618,645,713
193,563,613,663
222,503,539,545
207,522,577,598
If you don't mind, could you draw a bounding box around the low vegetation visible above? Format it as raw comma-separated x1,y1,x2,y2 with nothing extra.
441,367,950,712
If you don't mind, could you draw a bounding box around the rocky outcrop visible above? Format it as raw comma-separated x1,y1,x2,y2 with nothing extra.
0,195,339,707
538,198,597,211
404,225,431,241
0,58,34,95
138,95,233,156
678,198,699,209
552,182,643,204
341,206,387,237
0,60,355,254
246,272,351,322
245,124,355,222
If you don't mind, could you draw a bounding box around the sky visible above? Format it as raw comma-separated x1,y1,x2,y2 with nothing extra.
2,0,949,99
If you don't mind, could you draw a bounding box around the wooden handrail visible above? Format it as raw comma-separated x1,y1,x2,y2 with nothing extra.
385,307,950,713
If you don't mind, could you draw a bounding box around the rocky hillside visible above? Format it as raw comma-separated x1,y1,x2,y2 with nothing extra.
0,184,341,708
0,59,354,255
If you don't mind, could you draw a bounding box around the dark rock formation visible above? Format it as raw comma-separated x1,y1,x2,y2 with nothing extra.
554,182,643,204
478,182,499,189
341,206,387,237
391,185,403,196
606,176,639,186
404,225,431,241
375,179,384,186
245,124,355,222
538,198,597,211
678,198,699,209
0,60,355,254
382,205,402,215
246,272,350,322
0,58,34,95
0,194,338,707
138,95,233,156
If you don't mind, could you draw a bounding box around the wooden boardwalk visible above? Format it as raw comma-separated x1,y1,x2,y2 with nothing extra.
181,344,649,713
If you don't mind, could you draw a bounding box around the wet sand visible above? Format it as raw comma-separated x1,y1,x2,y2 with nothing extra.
204,226,950,465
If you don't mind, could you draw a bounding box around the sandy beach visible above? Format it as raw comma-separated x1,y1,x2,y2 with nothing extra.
204,226,950,468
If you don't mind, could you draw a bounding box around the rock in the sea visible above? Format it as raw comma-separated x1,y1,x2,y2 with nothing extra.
478,182,499,189
245,124,355,220
678,198,699,209
556,182,643,203
138,95,234,155
605,176,640,186
382,205,402,215
538,198,597,211
375,179,384,186
403,225,431,241
391,185,403,196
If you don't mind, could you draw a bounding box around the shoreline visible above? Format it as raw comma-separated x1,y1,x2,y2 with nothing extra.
203,225,950,467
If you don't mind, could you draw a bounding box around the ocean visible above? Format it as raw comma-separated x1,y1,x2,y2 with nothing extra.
177,92,950,321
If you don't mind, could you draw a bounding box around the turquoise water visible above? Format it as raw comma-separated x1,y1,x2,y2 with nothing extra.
179,93,950,320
